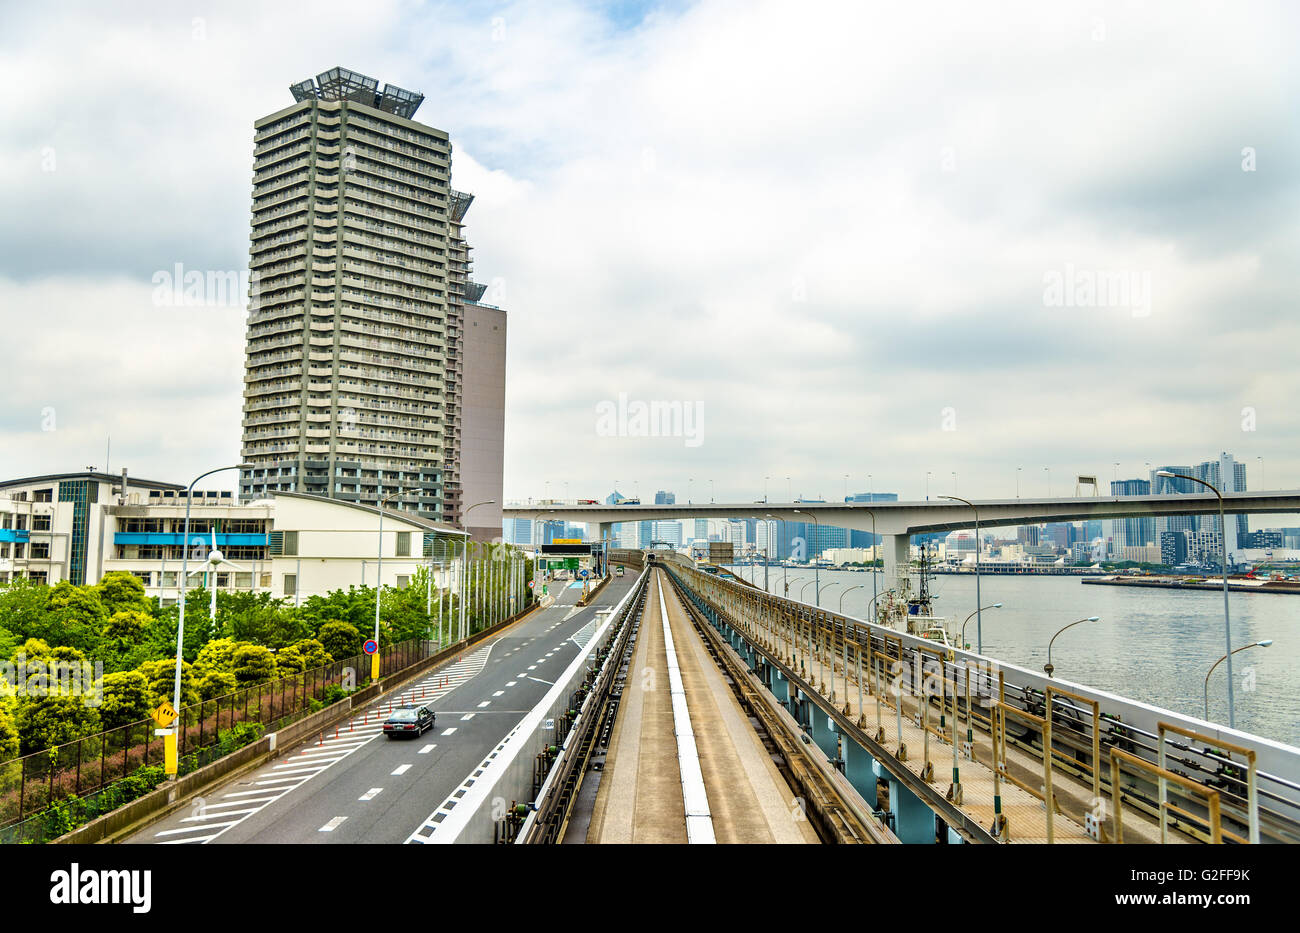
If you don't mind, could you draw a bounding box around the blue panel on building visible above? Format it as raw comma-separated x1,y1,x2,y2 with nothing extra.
113,533,268,546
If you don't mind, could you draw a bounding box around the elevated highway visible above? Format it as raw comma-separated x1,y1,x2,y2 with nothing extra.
508,489,1300,590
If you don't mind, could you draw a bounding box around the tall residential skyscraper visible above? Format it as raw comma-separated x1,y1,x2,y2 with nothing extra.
239,67,505,538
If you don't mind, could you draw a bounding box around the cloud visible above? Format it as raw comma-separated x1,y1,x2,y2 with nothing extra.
1,0,1296,511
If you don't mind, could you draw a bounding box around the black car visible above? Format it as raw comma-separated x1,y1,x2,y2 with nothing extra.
383,706,435,738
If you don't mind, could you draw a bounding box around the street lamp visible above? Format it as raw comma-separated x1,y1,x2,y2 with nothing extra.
799,579,817,602
817,580,843,607
960,603,1002,651
171,463,251,777
942,495,984,653
372,488,406,682
1204,640,1271,721
1044,616,1101,677
460,500,497,642
794,509,820,605
1158,469,1237,727
839,584,865,612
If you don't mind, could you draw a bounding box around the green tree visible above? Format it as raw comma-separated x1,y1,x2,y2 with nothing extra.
316,621,362,661
192,637,244,676
99,670,151,729
0,578,52,644
196,669,237,701
137,658,198,710
274,644,306,674
291,638,331,668
103,609,151,643
217,591,307,648
231,644,277,686
95,571,150,617
45,581,109,653
14,694,102,756
0,702,17,760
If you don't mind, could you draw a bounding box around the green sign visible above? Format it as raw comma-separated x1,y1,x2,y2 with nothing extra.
564,558,580,570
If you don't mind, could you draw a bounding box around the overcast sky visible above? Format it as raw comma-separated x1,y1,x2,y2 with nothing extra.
2,0,1297,510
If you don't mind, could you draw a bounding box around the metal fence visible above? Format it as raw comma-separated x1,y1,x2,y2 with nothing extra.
0,634,438,833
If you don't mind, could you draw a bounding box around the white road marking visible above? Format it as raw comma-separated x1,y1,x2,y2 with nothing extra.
181,807,259,822
477,701,491,708
156,821,240,837
505,681,517,687
528,676,554,686
360,788,383,800
461,713,476,720
419,744,437,754
319,817,347,832
392,764,412,776
493,690,504,697
441,727,457,736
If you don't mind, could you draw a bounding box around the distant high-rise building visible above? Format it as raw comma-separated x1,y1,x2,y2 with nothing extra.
1159,531,1187,566
1109,478,1154,550
693,518,709,541
1150,453,1247,558
239,67,505,540
654,490,676,505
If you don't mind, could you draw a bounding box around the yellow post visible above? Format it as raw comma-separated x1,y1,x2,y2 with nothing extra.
371,652,380,682
164,730,178,776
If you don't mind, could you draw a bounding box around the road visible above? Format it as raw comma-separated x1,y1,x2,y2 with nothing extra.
125,573,635,844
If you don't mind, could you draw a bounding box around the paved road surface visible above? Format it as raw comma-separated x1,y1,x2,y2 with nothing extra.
124,574,635,844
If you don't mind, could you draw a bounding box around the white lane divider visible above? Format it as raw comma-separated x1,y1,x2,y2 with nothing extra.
392,764,412,776
658,573,715,844
320,817,347,832
360,788,383,801
419,744,437,754
441,727,457,736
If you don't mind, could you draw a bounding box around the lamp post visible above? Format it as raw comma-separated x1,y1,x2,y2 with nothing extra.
1044,616,1101,677
1204,640,1271,722
1158,469,1236,727
372,488,405,682
960,603,1002,651
794,509,820,605
942,495,984,653
839,584,865,613
171,463,250,777
799,579,817,602
460,500,497,642
817,580,843,607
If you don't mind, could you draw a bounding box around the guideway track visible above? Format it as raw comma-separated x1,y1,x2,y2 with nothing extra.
583,567,873,844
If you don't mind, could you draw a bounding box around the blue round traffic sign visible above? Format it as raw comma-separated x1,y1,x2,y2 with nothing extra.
579,569,589,578
363,639,379,655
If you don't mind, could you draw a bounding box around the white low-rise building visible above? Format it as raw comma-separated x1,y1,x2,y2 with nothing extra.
1,471,473,603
